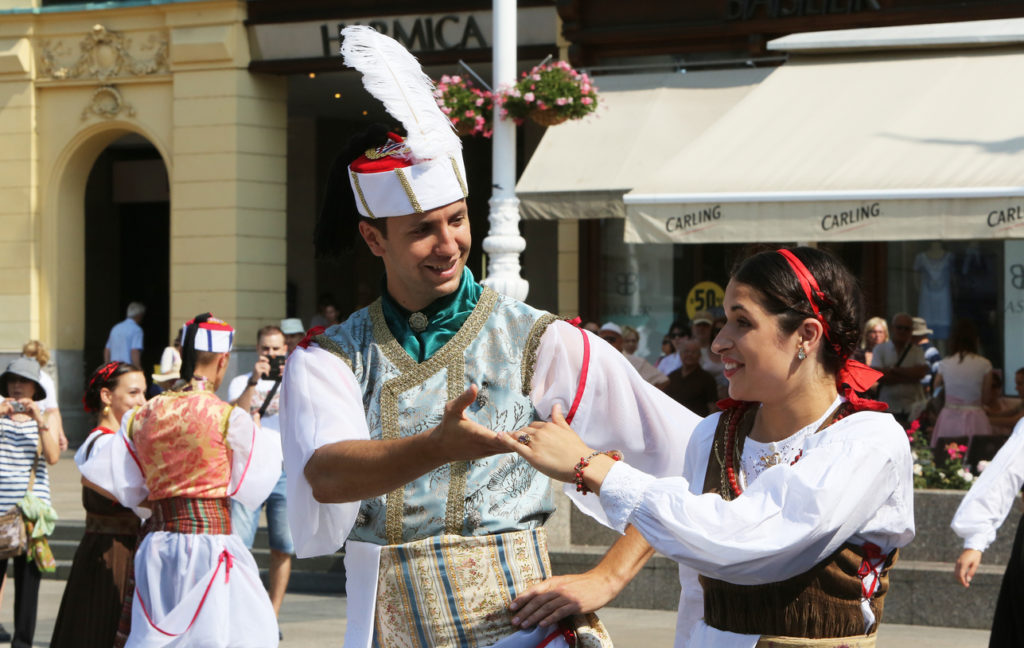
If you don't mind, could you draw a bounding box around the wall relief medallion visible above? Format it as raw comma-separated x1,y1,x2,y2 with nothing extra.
40,24,168,82
81,85,135,121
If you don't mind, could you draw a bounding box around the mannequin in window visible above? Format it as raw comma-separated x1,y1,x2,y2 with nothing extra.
914,242,953,341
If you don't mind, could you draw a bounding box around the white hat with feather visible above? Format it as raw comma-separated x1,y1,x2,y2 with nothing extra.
341,26,468,219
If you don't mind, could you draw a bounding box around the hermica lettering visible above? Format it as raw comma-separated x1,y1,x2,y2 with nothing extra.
665,205,722,233
988,206,1024,227
322,15,488,56
820,202,881,231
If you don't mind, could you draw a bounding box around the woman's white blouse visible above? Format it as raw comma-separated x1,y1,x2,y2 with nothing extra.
952,418,1024,551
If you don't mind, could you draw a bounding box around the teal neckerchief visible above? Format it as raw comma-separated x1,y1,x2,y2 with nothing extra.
380,267,482,363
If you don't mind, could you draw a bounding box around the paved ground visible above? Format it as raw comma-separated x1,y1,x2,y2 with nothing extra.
0,454,993,646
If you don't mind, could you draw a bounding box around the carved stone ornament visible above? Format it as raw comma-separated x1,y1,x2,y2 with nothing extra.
81,85,135,121
40,24,168,82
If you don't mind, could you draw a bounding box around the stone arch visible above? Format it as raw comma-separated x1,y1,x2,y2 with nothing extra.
42,121,171,350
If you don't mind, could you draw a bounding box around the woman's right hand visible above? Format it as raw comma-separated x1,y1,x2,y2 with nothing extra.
0,399,13,417
497,404,596,484
954,549,982,588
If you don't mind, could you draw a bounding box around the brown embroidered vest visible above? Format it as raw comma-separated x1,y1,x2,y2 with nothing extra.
698,404,898,638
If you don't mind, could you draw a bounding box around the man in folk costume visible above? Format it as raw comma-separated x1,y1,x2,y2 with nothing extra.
280,26,700,648
81,314,283,647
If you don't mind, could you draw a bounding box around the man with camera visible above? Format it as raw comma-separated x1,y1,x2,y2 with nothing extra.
227,325,292,626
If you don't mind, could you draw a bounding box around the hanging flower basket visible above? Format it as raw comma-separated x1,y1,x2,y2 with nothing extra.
528,108,569,127
499,60,598,127
434,74,494,138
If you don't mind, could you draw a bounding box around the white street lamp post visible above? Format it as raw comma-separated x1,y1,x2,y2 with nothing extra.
481,0,529,301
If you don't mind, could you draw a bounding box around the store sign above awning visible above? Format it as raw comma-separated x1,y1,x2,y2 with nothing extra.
249,7,556,62
624,189,1024,243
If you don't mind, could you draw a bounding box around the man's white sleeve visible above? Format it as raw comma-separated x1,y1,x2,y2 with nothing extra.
280,345,369,558
530,320,702,527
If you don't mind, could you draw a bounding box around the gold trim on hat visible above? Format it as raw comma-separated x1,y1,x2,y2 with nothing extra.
393,167,423,214
350,169,376,219
450,156,468,198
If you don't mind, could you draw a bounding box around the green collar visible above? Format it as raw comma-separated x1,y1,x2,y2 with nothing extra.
379,267,482,363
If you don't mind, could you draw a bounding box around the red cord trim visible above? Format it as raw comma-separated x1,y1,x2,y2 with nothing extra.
122,434,143,475
137,549,234,637
565,328,590,425
227,418,256,498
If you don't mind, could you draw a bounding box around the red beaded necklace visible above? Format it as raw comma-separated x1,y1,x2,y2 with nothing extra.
723,400,854,498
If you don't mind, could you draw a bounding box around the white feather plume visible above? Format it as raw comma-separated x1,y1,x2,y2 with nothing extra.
341,25,461,163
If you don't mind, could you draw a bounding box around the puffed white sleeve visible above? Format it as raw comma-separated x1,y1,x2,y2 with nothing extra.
280,344,369,558
952,418,1024,551
226,406,282,510
530,320,702,526
78,409,150,517
75,429,114,473
598,413,914,585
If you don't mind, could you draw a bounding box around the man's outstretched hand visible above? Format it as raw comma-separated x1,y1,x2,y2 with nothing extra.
429,385,509,462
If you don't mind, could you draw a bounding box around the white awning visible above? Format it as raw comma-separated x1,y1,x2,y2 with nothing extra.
624,44,1024,243
515,68,772,220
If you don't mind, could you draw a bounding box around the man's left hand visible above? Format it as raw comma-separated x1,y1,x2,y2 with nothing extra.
510,571,620,628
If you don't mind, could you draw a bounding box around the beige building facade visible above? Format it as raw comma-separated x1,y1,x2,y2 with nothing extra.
0,0,286,440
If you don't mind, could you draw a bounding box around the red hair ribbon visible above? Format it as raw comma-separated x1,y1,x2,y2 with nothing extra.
776,249,887,413
82,361,122,413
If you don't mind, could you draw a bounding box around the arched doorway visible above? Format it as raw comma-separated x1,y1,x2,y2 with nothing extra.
82,133,170,386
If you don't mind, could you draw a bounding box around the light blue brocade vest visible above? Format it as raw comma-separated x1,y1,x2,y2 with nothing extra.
315,287,559,546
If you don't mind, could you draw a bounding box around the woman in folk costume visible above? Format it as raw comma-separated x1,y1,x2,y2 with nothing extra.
282,25,699,648
51,362,146,648
952,417,1024,646
501,247,915,648
80,314,282,648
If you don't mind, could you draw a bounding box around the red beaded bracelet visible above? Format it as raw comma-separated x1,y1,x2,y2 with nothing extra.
573,450,622,495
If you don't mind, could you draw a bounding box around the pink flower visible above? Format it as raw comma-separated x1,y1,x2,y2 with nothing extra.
532,74,541,81
523,92,535,103
582,83,592,93
475,97,484,106
465,110,475,117
537,101,547,110
451,75,462,84
441,106,452,115
581,97,593,105
945,442,968,460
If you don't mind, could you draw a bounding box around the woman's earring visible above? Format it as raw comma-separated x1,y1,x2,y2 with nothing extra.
797,345,807,361
102,405,111,416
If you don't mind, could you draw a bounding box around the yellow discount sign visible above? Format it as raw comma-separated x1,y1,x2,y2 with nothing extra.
685,281,725,320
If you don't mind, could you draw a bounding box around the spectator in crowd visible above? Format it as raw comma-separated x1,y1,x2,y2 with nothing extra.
598,322,668,389
0,357,59,648
51,361,146,648
930,319,993,448
227,325,292,621
103,302,145,366
664,338,719,416
914,317,942,394
621,325,640,356
657,334,675,366
854,316,888,367
280,318,305,354
656,320,688,375
689,310,727,396
871,312,930,426
309,294,340,329
21,341,66,451
987,368,1024,434
582,321,600,334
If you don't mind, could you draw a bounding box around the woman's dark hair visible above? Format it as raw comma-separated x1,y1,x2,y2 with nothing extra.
315,124,396,257
731,246,863,375
83,362,142,415
948,319,979,362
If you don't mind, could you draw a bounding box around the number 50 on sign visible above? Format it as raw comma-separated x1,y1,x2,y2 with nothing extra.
685,281,724,320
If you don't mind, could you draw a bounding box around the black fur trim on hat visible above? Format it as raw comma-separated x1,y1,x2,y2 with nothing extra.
315,124,395,258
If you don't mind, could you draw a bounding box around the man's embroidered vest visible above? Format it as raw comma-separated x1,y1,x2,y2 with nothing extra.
129,389,235,500
698,405,898,638
316,287,559,545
